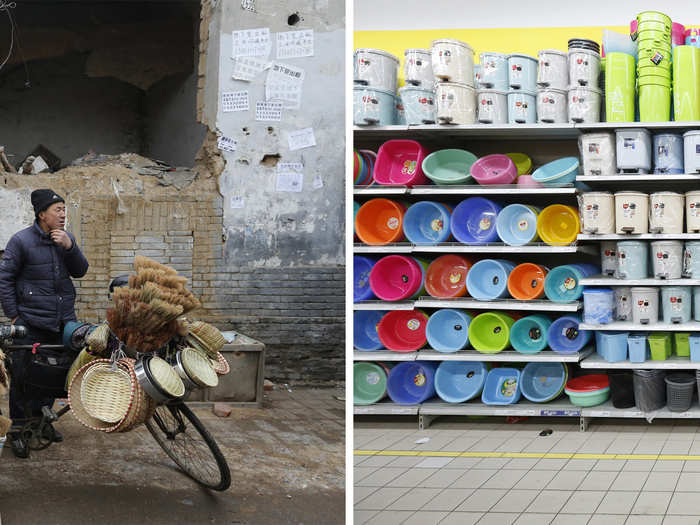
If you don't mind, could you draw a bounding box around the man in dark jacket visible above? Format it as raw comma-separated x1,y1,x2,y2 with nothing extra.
0,189,89,458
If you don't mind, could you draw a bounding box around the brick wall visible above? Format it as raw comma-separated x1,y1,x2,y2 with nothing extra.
68,195,344,383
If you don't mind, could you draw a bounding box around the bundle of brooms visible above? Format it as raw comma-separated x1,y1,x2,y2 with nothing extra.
106,256,201,353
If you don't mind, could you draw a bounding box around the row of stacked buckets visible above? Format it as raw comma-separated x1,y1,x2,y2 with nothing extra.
354,254,599,303
355,198,580,246
355,308,589,354
353,140,581,187
597,240,700,280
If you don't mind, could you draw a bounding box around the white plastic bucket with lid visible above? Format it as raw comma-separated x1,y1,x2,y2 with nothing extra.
654,134,684,174
685,191,700,232
649,192,684,234
617,240,649,279
353,86,397,126
601,240,618,276
616,128,652,172
568,48,601,86
579,132,616,175
568,85,602,123
615,286,632,321
508,53,537,91
537,88,568,123
581,191,615,234
614,191,649,234
354,48,400,92
432,39,475,85
661,286,692,324
651,240,684,279
507,90,536,124
631,286,659,325
435,82,477,124
683,130,700,173
399,86,436,125
683,241,700,277
537,49,569,89
479,52,509,90
477,89,508,124
404,49,433,87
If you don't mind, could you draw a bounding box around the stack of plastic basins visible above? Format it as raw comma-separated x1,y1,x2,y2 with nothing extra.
636,11,672,121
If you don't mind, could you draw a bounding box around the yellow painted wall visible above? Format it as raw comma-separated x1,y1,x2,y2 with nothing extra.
355,26,628,85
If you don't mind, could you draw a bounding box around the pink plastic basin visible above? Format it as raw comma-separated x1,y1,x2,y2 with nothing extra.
373,140,430,187
369,255,425,301
517,175,543,187
470,154,517,185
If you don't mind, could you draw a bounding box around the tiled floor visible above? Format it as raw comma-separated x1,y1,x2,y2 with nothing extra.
354,417,700,524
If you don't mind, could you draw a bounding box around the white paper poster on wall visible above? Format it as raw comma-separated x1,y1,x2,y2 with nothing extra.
232,57,269,81
232,27,271,58
218,136,238,152
276,29,314,59
222,91,249,112
265,62,305,109
287,128,316,151
276,171,303,192
255,101,283,121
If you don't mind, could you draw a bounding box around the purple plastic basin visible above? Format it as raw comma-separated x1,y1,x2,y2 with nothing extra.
470,154,517,185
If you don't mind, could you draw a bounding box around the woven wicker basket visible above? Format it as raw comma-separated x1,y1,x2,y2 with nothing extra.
185,332,218,359
69,359,136,432
211,351,231,376
181,347,218,388
65,349,98,390
148,356,186,398
80,361,134,423
114,358,157,433
188,321,226,353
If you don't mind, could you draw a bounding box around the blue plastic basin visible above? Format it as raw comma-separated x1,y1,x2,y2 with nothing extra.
548,315,591,354
354,256,376,302
496,204,540,246
425,309,472,352
386,361,438,405
510,315,552,354
481,368,522,405
520,362,567,403
532,157,580,185
544,263,599,302
353,310,387,351
434,361,487,403
450,197,502,244
466,259,516,300
403,201,452,245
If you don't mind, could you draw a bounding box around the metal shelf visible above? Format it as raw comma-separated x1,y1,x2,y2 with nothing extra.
353,243,414,254
582,400,700,419
581,354,700,369
353,123,580,140
353,351,418,361
581,275,700,286
415,297,581,312
353,186,408,195
577,174,700,183
354,401,419,416
419,399,582,418
352,185,577,196
353,242,595,255
577,121,700,131
578,233,700,241
416,347,593,362
353,300,415,311
579,321,700,331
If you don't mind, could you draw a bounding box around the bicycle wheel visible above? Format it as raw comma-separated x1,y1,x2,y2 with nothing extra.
145,402,231,491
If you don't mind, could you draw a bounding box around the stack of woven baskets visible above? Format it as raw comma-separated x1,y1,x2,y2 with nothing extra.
66,256,231,433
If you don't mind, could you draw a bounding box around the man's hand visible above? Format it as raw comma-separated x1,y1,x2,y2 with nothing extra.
50,229,72,250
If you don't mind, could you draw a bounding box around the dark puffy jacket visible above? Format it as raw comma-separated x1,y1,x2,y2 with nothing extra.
0,222,89,332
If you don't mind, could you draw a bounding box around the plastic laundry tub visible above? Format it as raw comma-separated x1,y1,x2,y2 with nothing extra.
466,259,516,300
614,192,649,234
615,286,633,321
568,85,602,123
631,287,659,325
544,263,599,302
481,368,522,405
450,197,502,244
510,314,552,354
596,331,629,362
609,370,635,408
507,263,548,301
649,333,673,360
584,288,615,325
354,198,406,245
431,39,475,85
496,204,540,246
353,86,396,126
435,82,477,124
549,315,591,353
425,255,473,298
661,286,692,324
665,374,695,412
684,132,700,173
536,204,580,245
469,312,515,353
633,369,666,411
354,362,389,405
421,149,477,185
369,255,426,301
651,240,683,279
684,242,700,278
477,89,508,124
653,134,684,173
520,362,568,403
628,333,650,363
569,48,601,86
353,255,376,302
479,52,509,89
469,154,517,185
426,309,472,352
377,310,429,352
581,192,615,234
374,140,429,187
354,48,399,91
616,240,648,279
685,191,700,232
398,86,436,125
649,192,684,234
354,310,386,351
508,53,537,90
579,132,617,175
616,129,652,172
532,157,579,185
537,87,568,123
565,374,610,407
434,361,487,403
404,48,433,87
538,49,569,89
386,361,438,404
403,201,452,245
506,153,532,175
601,241,618,276
675,333,691,357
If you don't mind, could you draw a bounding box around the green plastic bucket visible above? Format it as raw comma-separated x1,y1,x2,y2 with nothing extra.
637,48,672,70
637,21,671,35
354,362,389,405
649,333,673,360
675,333,691,357
637,11,672,27
637,28,672,43
673,46,700,121
638,72,672,87
639,80,671,122
468,312,515,354
605,52,636,122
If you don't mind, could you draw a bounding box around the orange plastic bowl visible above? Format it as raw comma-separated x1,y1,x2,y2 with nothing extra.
507,263,548,300
424,255,473,298
355,198,406,245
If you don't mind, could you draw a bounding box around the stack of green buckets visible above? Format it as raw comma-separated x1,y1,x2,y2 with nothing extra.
636,11,672,121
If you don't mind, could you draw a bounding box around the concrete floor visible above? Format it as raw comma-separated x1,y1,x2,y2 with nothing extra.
0,387,345,525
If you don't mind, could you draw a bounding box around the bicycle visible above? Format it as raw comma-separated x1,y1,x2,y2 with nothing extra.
0,324,231,492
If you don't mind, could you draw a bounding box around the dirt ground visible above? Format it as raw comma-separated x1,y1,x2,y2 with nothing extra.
0,387,346,525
